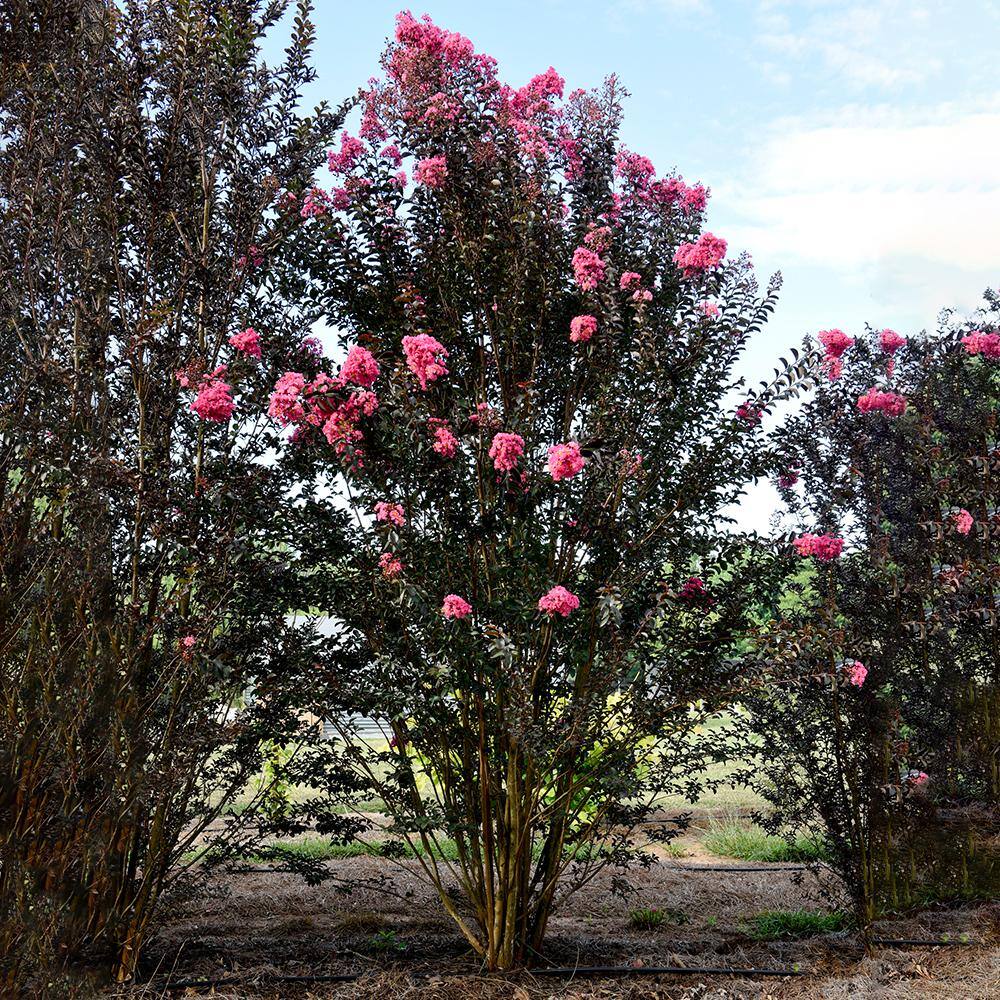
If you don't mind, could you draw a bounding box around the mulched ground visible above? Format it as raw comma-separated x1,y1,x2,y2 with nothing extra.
103,845,1000,1000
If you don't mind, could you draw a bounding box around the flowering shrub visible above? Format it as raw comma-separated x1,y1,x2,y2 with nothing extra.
0,5,339,988
265,13,804,970
740,310,1000,942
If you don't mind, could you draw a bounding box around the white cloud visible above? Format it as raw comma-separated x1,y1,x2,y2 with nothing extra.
716,103,1000,322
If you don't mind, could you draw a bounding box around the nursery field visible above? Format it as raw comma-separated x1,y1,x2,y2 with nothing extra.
104,807,1000,999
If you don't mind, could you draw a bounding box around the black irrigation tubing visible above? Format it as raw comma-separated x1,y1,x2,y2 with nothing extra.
160,964,806,991
669,863,818,872
872,938,981,947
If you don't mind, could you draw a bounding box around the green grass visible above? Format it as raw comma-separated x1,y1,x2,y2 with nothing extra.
629,906,688,930
743,908,848,940
703,820,830,862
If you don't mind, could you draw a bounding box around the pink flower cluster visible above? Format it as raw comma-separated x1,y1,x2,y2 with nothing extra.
538,585,579,617
229,327,262,359
489,432,525,472
379,552,403,579
441,594,472,619
847,661,868,688
570,314,597,343
431,419,458,458
699,301,720,319
879,329,906,376
735,402,761,425
340,345,380,388
677,576,714,607
818,329,853,380
547,441,586,481
403,334,449,390
648,176,708,214
857,387,907,417
672,232,727,278
327,133,365,173
953,508,973,535
961,330,1000,359
793,533,844,561
614,147,656,188
191,367,235,423
268,371,307,425
375,502,406,527
572,246,606,290
415,155,448,188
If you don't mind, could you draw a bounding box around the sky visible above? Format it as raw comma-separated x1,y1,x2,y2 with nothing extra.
266,0,1000,529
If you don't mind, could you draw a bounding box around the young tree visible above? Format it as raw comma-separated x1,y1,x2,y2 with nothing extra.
0,1,339,989
740,311,1000,942
265,14,803,970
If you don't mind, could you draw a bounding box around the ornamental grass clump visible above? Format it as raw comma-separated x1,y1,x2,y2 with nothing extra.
264,12,808,970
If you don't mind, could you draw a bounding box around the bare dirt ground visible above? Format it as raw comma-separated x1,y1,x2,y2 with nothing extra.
105,841,1000,1000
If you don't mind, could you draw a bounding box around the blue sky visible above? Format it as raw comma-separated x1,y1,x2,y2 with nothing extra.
269,1,1000,527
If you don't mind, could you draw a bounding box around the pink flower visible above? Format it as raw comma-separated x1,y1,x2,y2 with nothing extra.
268,371,307,425
191,374,235,422
327,133,365,173
415,155,448,189
735,402,761,425
570,314,597,343
547,441,586,481
677,576,714,607
489,432,525,472
818,329,854,380
619,271,642,291
672,232,727,278
300,186,330,218
879,329,906,375
538,585,580,618
847,661,868,688
375,502,406,527
572,246,606,290
961,330,1000,359
905,770,929,788
403,334,450,390
778,470,800,489
178,635,196,660
699,301,720,319
300,336,323,357
857,387,907,417
340,345,380,388
379,552,404,579
228,326,262,359
954,508,973,535
441,594,472,619
615,147,656,188
793,533,844,562
432,422,458,458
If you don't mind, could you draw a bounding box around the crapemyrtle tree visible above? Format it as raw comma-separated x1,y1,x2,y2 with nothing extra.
0,1,341,990
264,14,804,970
739,309,1000,943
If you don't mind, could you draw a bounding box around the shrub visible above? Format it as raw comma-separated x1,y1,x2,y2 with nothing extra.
0,1,338,989
263,13,805,970
739,307,1000,943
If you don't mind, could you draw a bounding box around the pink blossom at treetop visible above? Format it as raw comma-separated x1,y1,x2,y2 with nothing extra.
414,154,448,188
228,326,262,359
847,661,868,688
327,133,365,173
340,345,380,388
672,232,727,278
794,533,844,561
572,246,606,290
379,552,404,579
547,441,586,481
961,330,1000,359
699,301,720,319
857,387,907,417
375,501,406,527
441,594,473,619
191,370,235,423
880,329,906,375
954,508,973,535
569,314,597,343
431,421,458,458
818,329,854,380
537,585,580,618
489,432,525,472
268,371,307,425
